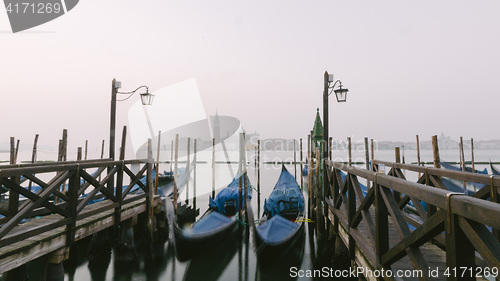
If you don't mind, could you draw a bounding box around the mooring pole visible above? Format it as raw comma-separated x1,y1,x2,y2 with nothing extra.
212,138,216,199
193,139,197,214
294,139,297,179
238,133,244,220
186,137,190,203
416,135,421,179
155,131,161,195
365,137,370,188
173,134,179,213
300,138,303,189
471,138,475,173
347,137,352,166
257,139,261,218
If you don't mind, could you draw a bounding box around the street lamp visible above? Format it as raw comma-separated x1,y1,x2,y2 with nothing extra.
322,70,349,196
109,78,154,161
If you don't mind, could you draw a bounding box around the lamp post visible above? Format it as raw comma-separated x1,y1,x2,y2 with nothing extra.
108,78,154,191
322,70,348,196
109,78,154,161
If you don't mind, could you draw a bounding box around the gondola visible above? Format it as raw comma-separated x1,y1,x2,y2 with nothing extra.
157,161,195,198
251,165,305,266
490,161,500,176
166,171,251,261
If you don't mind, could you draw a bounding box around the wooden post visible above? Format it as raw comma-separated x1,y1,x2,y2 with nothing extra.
308,133,313,212
370,139,374,166
365,137,370,188
100,140,105,159
244,170,248,222
173,134,179,212
471,138,475,173
147,138,154,240
119,127,127,161
170,140,174,174
155,131,161,196
315,147,323,240
294,139,297,179
347,137,352,166
85,140,88,160
186,137,190,202
329,137,333,160
430,135,440,217
238,133,244,219
257,139,261,218
300,138,303,189
9,137,19,216
432,135,441,169
416,135,421,178
28,134,39,192
193,139,197,215
115,127,126,236
460,137,466,172
460,136,467,189
212,138,216,199
77,147,82,161
395,147,401,163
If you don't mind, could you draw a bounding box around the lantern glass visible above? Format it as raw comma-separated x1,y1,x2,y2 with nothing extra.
140,92,155,105
334,88,348,102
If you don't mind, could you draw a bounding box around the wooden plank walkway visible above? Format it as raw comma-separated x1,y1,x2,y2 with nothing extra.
326,199,489,281
0,195,160,273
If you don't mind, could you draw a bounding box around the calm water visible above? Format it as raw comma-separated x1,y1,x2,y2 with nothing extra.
4,148,500,281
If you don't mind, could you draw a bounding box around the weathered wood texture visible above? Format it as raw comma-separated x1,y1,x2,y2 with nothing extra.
326,159,499,281
0,158,158,273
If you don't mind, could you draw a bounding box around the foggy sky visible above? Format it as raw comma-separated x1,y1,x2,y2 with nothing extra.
1,0,499,154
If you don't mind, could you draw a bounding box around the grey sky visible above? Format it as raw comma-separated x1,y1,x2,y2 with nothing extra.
1,0,500,153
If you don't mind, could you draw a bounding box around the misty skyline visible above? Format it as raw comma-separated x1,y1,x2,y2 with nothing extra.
1,1,500,155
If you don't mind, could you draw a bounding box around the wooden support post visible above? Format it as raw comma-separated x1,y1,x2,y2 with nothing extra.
445,202,475,281
173,134,179,212
212,138,216,199
329,137,333,161
193,139,197,215
170,140,174,174
315,147,323,240
370,139,374,167
395,147,401,163
186,137,190,203
244,170,248,222
77,147,82,161
300,138,303,190
375,179,389,268
28,134,39,192
430,135,440,217
308,134,313,214
347,137,352,166
471,138,475,173
100,140,105,159
9,137,19,216
257,139,261,218
85,140,88,160
365,137,370,189
460,136,465,172
294,139,297,179
155,131,161,196
147,138,154,241
416,135,421,178
115,127,126,236
67,164,79,245
238,133,244,220
348,173,356,261
432,135,441,169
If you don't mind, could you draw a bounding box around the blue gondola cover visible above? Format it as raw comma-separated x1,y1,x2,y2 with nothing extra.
209,172,252,216
263,166,304,218
256,214,299,244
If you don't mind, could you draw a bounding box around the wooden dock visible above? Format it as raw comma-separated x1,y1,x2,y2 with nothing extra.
318,158,500,281
0,157,160,275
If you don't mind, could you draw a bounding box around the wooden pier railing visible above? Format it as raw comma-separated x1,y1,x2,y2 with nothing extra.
0,158,157,273
324,159,500,281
